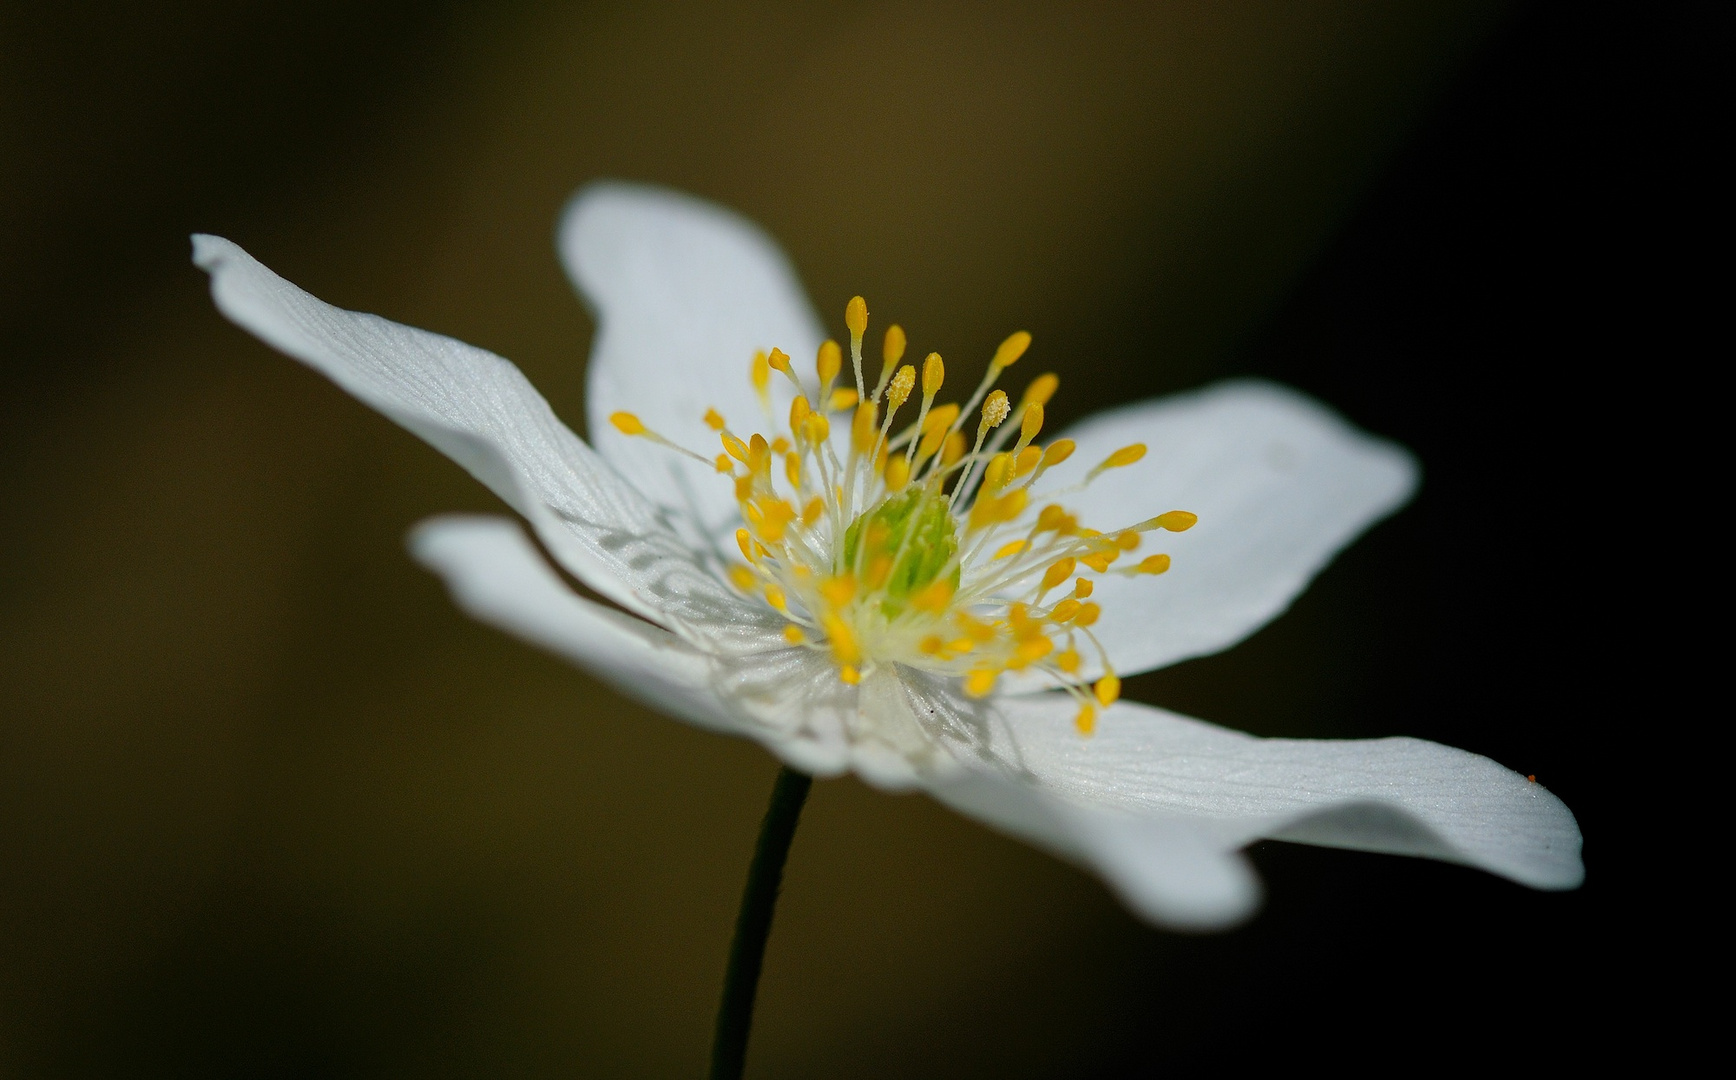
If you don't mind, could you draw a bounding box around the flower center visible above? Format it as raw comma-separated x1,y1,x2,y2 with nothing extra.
609,296,1196,733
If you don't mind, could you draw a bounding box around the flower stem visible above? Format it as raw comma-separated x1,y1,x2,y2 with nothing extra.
709,766,812,1080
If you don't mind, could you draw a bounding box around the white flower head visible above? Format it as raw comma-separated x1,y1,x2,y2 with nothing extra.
194,182,1582,930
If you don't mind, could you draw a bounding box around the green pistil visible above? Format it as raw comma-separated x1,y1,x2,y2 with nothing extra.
842,487,960,616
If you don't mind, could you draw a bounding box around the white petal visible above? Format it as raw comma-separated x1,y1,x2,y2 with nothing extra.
558,182,826,551
1017,380,1417,682
409,514,857,777
979,693,1584,892
194,234,782,654
929,771,1262,930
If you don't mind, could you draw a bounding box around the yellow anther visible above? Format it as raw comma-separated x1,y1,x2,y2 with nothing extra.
993,540,1029,560
921,402,959,435
865,554,894,590
728,565,756,591
1115,530,1141,551
736,528,756,562
734,474,753,502
1041,557,1077,592
1141,510,1199,532
789,395,811,434
1057,648,1082,674
1042,439,1076,467
802,496,825,526
764,584,788,611
820,575,857,609
751,351,771,402
887,364,916,408
1014,445,1042,478
941,431,966,467
840,665,862,685
911,578,955,613
802,412,830,446
609,412,647,436
919,635,945,656
785,452,802,488
1007,602,1042,637
721,432,749,463
821,612,861,665
983,452,1012,492
703,408,727,431
1022,373,1059,407
979,390,1011,435
747,433,770,469
783,624,806,644
1074,577,1094,598
1098,444,1147,470
771,436,790,455
1080,549,1118,573
1134,554,1172,575
817,340,842,386
968,487,1028,531
1075,704,1096,735
852,400,879,454
1020,402,1044,442
846,295,868,338
884,455,911,491
1037,504,1069,532
1049,599,1081,623
1012,637,1053,668
992,330,1032,369
1073,602,1101,627
922,352,945,396
884,324,907,366
1094,673,1121,707
963,669,998,698
827,388,859,413
767,347,793,375
957,611,996,642
750,498,796,543
946,637,976,654
714,453,733,473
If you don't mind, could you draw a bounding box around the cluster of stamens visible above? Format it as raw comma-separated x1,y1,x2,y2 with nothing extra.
610,296,1195,734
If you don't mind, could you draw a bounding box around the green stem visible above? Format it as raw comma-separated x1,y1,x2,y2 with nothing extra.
709,766,812,1080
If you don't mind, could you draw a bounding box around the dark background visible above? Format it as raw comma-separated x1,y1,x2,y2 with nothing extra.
2,1,1709,1075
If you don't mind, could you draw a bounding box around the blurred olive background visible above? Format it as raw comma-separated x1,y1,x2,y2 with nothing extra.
1,1,1703,1075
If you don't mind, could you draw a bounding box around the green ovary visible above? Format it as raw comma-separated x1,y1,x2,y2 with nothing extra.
842,488,960,616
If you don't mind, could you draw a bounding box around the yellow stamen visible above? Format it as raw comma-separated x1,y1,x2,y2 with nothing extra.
1041,557,1076,592
767,347,793,375
704,408,726,431
1115,530,1141,551
1133,554,1171,575
802,496,825,526
1073,602,1101,627
846,295,868,339
940,431,966,467
852,400,879,454
1049,599,1081,623
785,452,802,488
783,624,805,644
886,365,916,409
728,565,756,591
751,351,771,407
822,612,861,665
714,453,732,473
883,324,907,368
609,412,646,436
922,352,945,396
1074,577,1094,598
1021,373,1059,407
1094,673,1121,707
993,540,1028,560
1075,704,1096,735
1042,439,1075,466
1020,402,1044,443
764,584,787,611
817,340,842,386
1140,510,1199,532
884,455,911,491
978,390,1011,438
992,330,1032,369
1057,649,1082,673
1095,444,1147,472
736,528,756,562
827,388,859,413
911,578,954,612
820,575,857,609
721,432,749,463
963,669,997,698
1013,445,1042,477
840,665,862,685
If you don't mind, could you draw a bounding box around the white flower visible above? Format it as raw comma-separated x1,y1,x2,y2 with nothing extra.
193,182,1581,930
